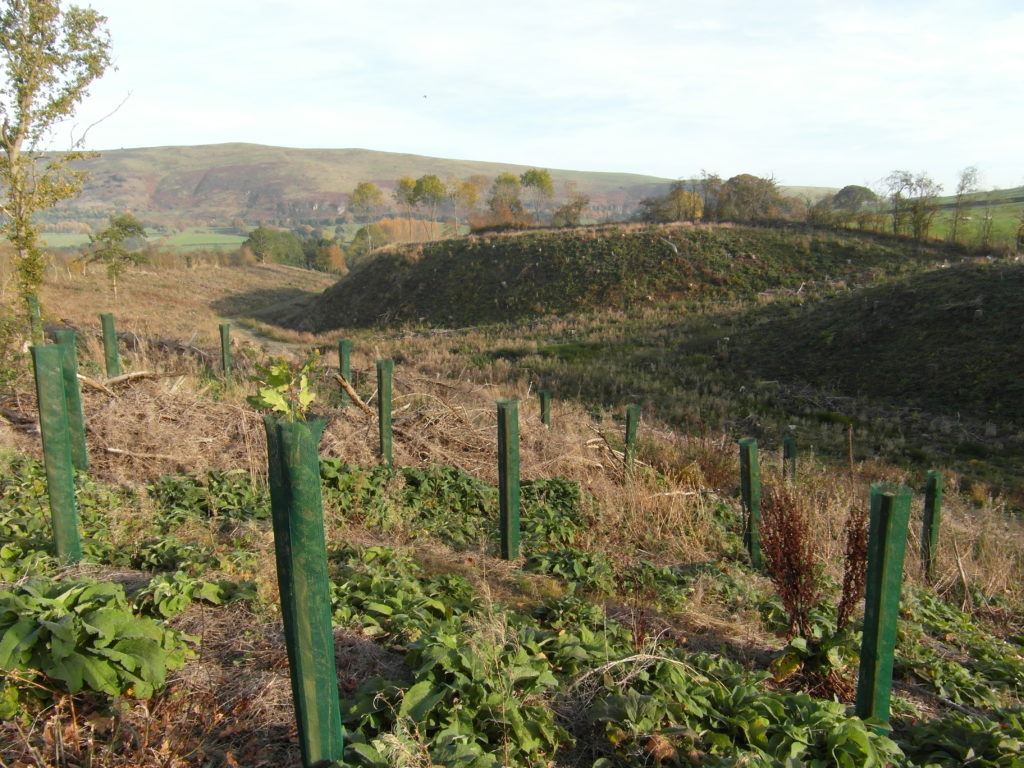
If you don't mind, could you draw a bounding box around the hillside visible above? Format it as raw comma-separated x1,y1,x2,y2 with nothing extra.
728,261,1024,428
4,232,1024,767
48,143,679,222
281,224,961,331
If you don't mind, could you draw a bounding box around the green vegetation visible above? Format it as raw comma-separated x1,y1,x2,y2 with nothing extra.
5,445,1023,766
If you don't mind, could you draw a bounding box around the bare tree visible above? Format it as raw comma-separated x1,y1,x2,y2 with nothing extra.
884,171,914,236
949,166,979,244
908,173,943,241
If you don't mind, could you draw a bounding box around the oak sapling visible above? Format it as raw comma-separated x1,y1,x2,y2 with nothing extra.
247,352,320,422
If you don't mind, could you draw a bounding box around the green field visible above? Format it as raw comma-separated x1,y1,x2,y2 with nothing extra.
159,227,246,251
40,226,247,252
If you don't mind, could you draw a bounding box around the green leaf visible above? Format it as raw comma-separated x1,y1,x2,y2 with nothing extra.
81,606,127,645
257,387,290,414
48,653,87,693
198,581,226,604
0,619,38,667
398,679,446,722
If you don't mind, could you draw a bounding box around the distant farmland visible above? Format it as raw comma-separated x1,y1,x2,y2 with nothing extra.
41,226,246,252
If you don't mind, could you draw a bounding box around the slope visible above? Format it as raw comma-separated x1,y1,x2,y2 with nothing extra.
728,261,1024,427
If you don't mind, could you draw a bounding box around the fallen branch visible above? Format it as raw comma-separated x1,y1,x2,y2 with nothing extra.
335,374,375,417
105,371,157,386
105,446,179,461
77,374,116,396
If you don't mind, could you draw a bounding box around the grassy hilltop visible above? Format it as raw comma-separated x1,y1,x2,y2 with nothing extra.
289,224,956,330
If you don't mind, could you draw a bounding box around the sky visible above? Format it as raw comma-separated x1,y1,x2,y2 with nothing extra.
63,0,1024,192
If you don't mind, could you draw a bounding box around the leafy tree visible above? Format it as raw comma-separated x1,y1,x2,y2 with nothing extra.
83,213,147,298
347,223,387,266
520,168,554,218
697,170,724,221
717,174,783,222
242,226,303,266
807,196,835,226
0,0,112,310
243,225,274,263
949,166,979,243
349,181,384,221
831,185,877,212
413,174,446,232
641,181,704,222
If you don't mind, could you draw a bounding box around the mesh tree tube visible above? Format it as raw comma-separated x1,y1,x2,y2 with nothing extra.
54,330,88,471
856,483,912,728
263,416,343,766
31,345,82,563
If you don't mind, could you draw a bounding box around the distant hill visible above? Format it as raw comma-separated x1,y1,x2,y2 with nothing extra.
47,143,838,226
49,143,679,223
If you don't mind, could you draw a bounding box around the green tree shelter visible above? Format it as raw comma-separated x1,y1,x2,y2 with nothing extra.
0,0,112,309
84,213,147,299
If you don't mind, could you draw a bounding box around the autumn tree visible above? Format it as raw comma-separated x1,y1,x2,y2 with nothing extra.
301,235,346,274
349,181,384,221
0,0,112,311
488,172,524,223
717,174,783,222
552,184,590,227
696,170,724,221
83,213,147,299
949,166,978,243
638,181,703,222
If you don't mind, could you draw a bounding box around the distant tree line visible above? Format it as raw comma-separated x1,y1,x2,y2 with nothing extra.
631,166,1016,252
